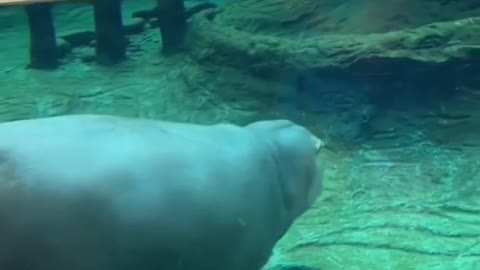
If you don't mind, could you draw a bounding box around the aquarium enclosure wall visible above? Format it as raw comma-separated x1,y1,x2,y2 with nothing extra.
0,0,479,269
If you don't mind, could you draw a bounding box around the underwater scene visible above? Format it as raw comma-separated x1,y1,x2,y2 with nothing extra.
0,0,479,269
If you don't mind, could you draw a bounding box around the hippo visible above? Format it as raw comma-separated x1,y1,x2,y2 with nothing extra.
0,114,324,270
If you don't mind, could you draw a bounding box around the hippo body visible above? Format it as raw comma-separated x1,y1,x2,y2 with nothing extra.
0,114,322,270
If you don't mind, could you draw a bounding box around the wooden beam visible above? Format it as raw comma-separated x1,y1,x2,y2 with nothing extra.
93,0,126,65
156,0,187,55
0,0,69,7
24,2,58,69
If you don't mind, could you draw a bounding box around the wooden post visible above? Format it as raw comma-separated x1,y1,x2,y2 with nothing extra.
24,3,58,70
93,0,126,65
156,0,187,55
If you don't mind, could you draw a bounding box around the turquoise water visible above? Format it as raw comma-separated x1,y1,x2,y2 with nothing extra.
0,1,479,269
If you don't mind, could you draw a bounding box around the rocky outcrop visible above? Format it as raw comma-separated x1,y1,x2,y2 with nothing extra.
213,0,480,35
186,10,480,77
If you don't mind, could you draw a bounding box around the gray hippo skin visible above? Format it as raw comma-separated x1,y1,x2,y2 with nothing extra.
0,114,323,270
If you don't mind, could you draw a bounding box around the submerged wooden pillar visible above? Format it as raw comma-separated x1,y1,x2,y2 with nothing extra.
93,0,126,65
156,0,187,55
24,3,58,70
